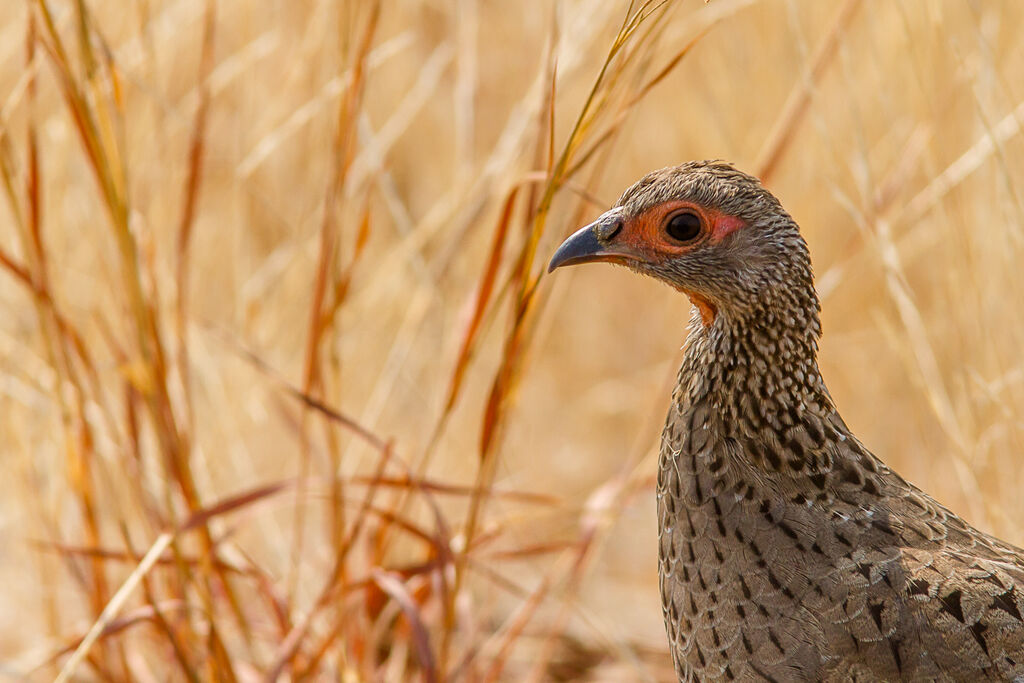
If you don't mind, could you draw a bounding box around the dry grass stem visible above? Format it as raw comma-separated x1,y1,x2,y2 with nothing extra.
1,1,1022,680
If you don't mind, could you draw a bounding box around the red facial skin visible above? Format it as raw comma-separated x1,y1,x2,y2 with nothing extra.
612,201,747,326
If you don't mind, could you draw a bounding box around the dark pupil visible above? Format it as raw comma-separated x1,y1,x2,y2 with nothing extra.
666,212,701,242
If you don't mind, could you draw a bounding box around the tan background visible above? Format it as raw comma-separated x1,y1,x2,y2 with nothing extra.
1,1,1023,680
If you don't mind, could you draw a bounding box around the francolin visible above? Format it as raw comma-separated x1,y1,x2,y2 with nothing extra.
549,161,1024,681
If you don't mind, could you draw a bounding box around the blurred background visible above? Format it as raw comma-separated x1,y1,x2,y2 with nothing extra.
2,0,1023,680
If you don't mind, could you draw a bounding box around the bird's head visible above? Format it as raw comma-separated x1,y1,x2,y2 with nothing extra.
548,161,817,329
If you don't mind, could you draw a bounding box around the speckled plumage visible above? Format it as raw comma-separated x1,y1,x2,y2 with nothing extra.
556,162,1024,681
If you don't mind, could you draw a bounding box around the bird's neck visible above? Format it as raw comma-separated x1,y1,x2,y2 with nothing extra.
684,289,824,387
675,296,841,474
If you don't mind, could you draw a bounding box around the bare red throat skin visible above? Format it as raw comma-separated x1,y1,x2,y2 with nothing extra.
686,291,717,326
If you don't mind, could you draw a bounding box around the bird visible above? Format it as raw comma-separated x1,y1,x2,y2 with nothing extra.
547,161,1024,681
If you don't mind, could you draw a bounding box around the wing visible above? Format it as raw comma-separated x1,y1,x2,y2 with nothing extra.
821,469,1024,681
888,483,1024,680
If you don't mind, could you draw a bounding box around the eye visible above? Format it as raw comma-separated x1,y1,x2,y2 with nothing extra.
664,211,702,243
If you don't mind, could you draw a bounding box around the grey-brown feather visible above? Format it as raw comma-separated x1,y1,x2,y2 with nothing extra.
616,162,1024,681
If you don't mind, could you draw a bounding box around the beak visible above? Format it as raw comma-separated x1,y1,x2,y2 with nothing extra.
547,213,636,273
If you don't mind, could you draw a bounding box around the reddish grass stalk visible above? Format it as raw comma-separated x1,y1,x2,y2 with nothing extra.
290,0,379,613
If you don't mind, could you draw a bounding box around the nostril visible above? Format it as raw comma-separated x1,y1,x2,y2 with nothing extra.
596,218,623,242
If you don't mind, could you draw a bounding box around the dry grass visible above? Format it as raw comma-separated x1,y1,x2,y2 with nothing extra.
1,0,1023,680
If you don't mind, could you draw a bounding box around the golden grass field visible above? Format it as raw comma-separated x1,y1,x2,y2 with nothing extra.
1,0,1023,680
